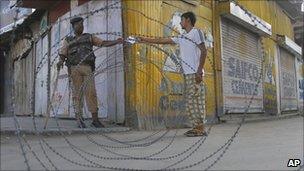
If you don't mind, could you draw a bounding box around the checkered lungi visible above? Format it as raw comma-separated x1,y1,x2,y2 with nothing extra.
184,73,206,127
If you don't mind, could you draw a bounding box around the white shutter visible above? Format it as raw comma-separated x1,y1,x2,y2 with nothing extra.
221,18,263,113
35,36,49,116
279,48,297,111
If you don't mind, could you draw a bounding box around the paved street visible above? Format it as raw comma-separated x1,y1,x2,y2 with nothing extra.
1,116,303,170
0,116,130,135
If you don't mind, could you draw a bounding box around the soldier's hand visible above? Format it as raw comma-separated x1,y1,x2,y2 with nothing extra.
57,60,64,71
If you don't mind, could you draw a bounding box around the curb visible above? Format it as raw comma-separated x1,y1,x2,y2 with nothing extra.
0,127,131,136
219,112,302,124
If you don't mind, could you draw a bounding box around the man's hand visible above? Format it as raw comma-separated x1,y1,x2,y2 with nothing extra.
195,67,204,84
195,71,203,84
136,36,146,43
136,36,175,44
116,38,124,44
197,43,207,84
57,60,64,71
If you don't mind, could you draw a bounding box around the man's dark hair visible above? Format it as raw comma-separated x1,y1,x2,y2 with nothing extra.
181,12,196,26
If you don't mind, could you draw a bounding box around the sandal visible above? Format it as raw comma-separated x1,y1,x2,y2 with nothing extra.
184,129,196,135
184,129,207,137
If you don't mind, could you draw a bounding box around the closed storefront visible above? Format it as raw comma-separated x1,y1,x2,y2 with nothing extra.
10,35,34,115
221,18,263,113
12,45,34,115
35,36,49,116
278,48,297,111
296,59,304,111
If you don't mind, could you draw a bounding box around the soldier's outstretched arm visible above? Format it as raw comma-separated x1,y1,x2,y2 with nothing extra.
92,35,123,47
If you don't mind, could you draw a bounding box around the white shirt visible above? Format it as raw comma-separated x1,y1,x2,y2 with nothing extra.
171,28,205,75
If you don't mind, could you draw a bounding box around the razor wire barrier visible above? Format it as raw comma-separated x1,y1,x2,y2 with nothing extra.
5,0,277,170
10,5,31,171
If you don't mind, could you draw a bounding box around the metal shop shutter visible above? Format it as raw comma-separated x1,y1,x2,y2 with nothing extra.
279,48,297,111
221,18,263,113
35,36,48,116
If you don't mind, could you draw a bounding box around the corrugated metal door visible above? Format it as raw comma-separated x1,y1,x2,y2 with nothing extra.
35,36,48,116
279,48,297,111
221,18,263,113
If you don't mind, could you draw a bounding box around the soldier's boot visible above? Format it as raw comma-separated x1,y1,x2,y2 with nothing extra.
76,115,86,128
91,113,104,128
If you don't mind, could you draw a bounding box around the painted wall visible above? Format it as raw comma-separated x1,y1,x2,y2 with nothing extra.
262,40,278,115
123,0,215,129
124,0,297,129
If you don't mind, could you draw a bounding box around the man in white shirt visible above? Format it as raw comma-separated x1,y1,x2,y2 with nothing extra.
137,12,207,136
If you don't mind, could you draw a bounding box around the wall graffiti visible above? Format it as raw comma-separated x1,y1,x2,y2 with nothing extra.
163,11,183,73
159,77,184,111
263,51,277,114
227,57,259,81
282,71,296,98
159,96,185,111
158,12,185,114
264,50,275,85
227,57,260,96
264,83,277,114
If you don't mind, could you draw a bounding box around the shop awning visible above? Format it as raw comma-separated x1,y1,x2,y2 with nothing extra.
277,35,302,58
219,1,272,36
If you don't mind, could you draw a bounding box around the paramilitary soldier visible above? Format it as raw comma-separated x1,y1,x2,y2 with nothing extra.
57,17,123,128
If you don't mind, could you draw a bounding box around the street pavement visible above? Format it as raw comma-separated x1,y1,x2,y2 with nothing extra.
1,116,303,170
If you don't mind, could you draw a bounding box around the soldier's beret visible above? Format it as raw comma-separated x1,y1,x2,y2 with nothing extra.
70,17,83,24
